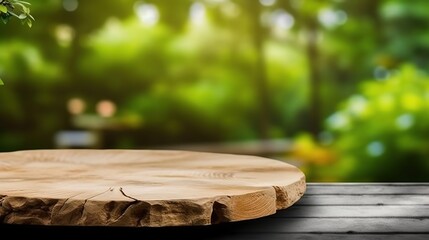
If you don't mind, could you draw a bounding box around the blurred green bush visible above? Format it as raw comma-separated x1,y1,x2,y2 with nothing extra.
307,65,429,181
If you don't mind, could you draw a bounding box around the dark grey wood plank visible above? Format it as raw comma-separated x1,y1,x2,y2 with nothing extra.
296,195,429,206
217,234,429,240
306,185,429,195
273,205,429,218
233,218,429,233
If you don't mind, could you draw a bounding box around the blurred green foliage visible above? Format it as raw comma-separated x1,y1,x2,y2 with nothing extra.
1,0,429,181
320,65,429,181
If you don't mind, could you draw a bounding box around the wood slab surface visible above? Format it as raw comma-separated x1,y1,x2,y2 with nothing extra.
0,150,305,227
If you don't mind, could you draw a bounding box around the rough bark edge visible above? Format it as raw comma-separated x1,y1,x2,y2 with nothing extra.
0,177,306,227
274,176,307,210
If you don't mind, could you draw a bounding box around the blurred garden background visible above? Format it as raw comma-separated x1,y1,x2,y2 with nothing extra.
1,0,429,182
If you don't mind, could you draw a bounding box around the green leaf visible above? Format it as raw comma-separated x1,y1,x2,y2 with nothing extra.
18,13,26,19
14,0,31,5
0,78,4,85
26,17,31,27
0,5,7,13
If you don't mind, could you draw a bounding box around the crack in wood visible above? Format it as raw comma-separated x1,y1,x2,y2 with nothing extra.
55,192,85,214
86,187,115,202
74,187,118,225
211,200,229,224
119,187,139,201
273,186,289,209
116,201,138,221
78,199,88,224
109,200,145,226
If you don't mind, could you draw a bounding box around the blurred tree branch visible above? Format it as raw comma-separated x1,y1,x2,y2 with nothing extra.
0,0,34,27
0,0,33,85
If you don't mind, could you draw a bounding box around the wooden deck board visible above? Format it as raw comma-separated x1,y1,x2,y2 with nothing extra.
1,183,428,239
273,205,429,217
215,234,429,240
232,218,429,233
306,184,429,195
296,195,429,205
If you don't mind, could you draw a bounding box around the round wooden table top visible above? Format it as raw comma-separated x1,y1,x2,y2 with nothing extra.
0,150,306,227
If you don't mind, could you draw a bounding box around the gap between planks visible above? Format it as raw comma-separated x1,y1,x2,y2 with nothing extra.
305,185,429,195
295,195,429,206
272,205,429,218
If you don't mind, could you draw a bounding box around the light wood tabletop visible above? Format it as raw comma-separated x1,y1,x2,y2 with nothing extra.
0,149,305,227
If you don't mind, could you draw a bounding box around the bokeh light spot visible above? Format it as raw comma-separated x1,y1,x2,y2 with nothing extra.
97,100,117,118
190,2,206,26
63,0,79,12
396,114,414,130
260,0,276,7
318,9,348,28
67,98,86,115
135,3,159,26
327,113,350,130
367,141,385,157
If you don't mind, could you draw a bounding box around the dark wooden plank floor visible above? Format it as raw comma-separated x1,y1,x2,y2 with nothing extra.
1,183,428,239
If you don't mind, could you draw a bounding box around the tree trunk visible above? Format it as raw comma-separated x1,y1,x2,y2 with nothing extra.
251,2,271,139
305,20,321,137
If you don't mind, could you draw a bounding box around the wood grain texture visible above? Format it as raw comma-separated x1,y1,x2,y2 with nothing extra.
306,184,429,195
216,234,429,240
273,205,429,218
0,150,306,227
235,218,429,233
296,195,429,205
